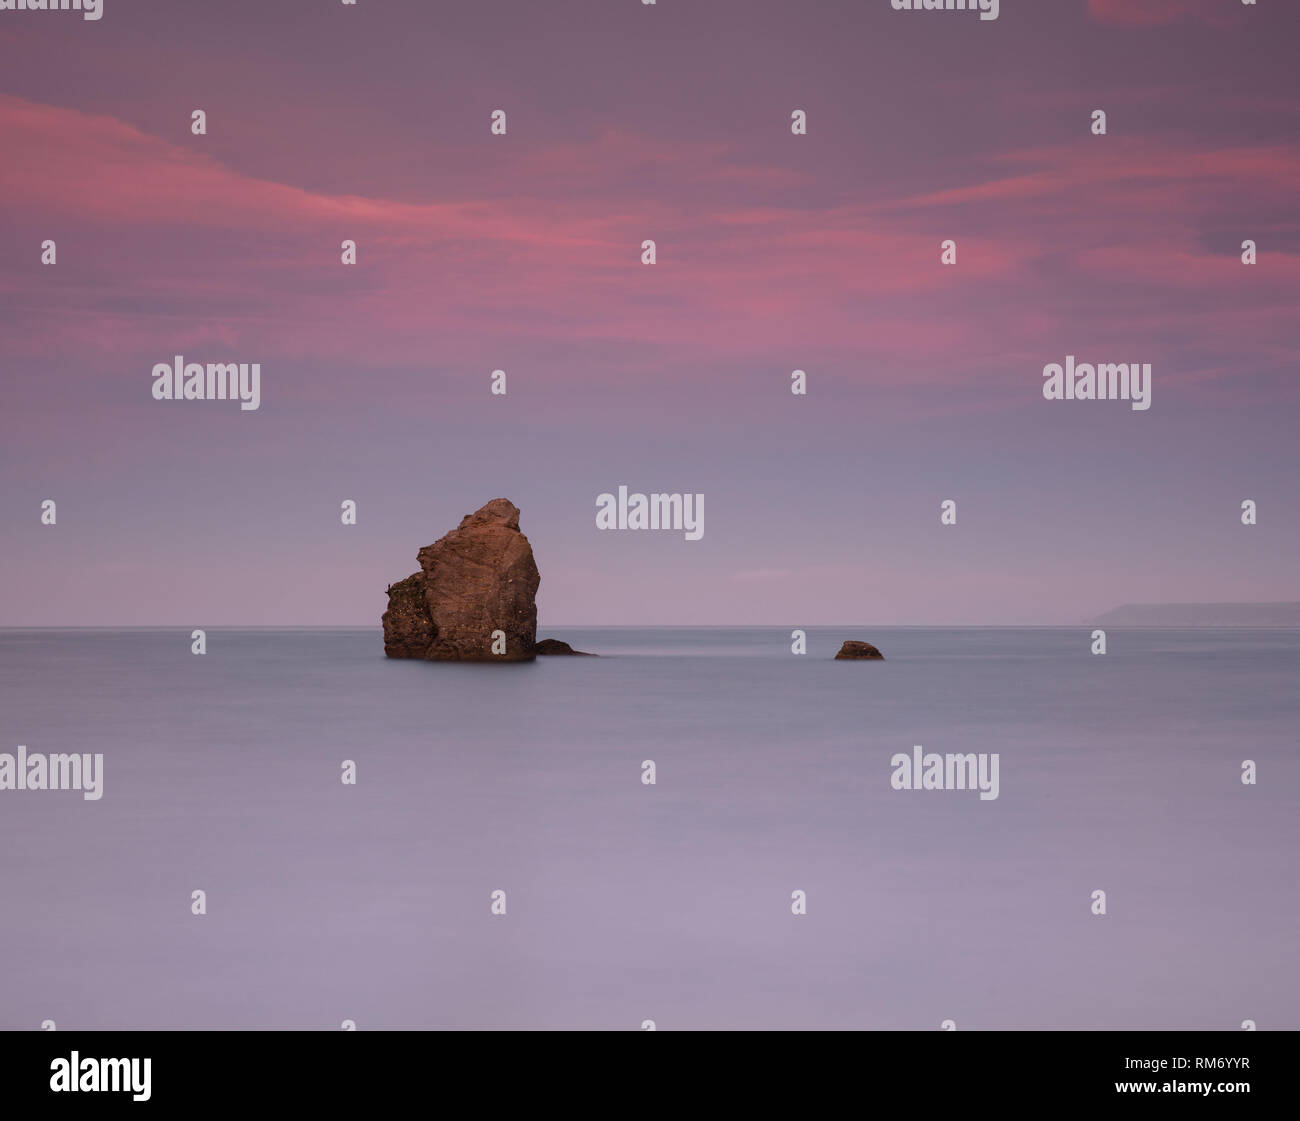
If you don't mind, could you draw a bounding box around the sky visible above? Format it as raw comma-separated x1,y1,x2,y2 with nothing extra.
1,0,1297,626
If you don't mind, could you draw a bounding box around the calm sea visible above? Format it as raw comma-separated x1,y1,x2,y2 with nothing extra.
1,627,1296,1030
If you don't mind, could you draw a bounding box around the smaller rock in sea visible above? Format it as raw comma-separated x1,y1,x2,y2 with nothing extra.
834,640,884,660
535,638,596,656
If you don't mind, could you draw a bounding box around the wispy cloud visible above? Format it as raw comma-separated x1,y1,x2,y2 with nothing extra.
1,93,1295,404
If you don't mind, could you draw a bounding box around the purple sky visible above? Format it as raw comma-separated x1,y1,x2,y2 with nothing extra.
2,0,1298,626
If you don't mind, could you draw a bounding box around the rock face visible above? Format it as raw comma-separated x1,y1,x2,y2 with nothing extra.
383,498,540,661
535,638,595,656
834,640,884,660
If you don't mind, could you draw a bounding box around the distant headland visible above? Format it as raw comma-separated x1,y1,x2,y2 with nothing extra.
1091,602,1300,627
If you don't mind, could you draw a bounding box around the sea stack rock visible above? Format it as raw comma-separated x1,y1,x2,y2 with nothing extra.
382,498,540,662
834,640,884,660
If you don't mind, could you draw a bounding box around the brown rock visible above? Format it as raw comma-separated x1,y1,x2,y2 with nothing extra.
834,640,884,660
382,498,540,661
535,638,595,656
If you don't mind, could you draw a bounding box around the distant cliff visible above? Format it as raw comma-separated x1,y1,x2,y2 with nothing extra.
1090,602,1300,627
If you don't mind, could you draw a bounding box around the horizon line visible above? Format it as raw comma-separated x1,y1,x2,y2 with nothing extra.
5,623,1300,631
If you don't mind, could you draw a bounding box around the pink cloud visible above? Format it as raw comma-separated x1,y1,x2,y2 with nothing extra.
887,139,1300,215
0,94,1022,368
1,93,1295,408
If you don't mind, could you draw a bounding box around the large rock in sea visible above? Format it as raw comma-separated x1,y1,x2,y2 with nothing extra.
834,640,884,660
383,498,540,661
